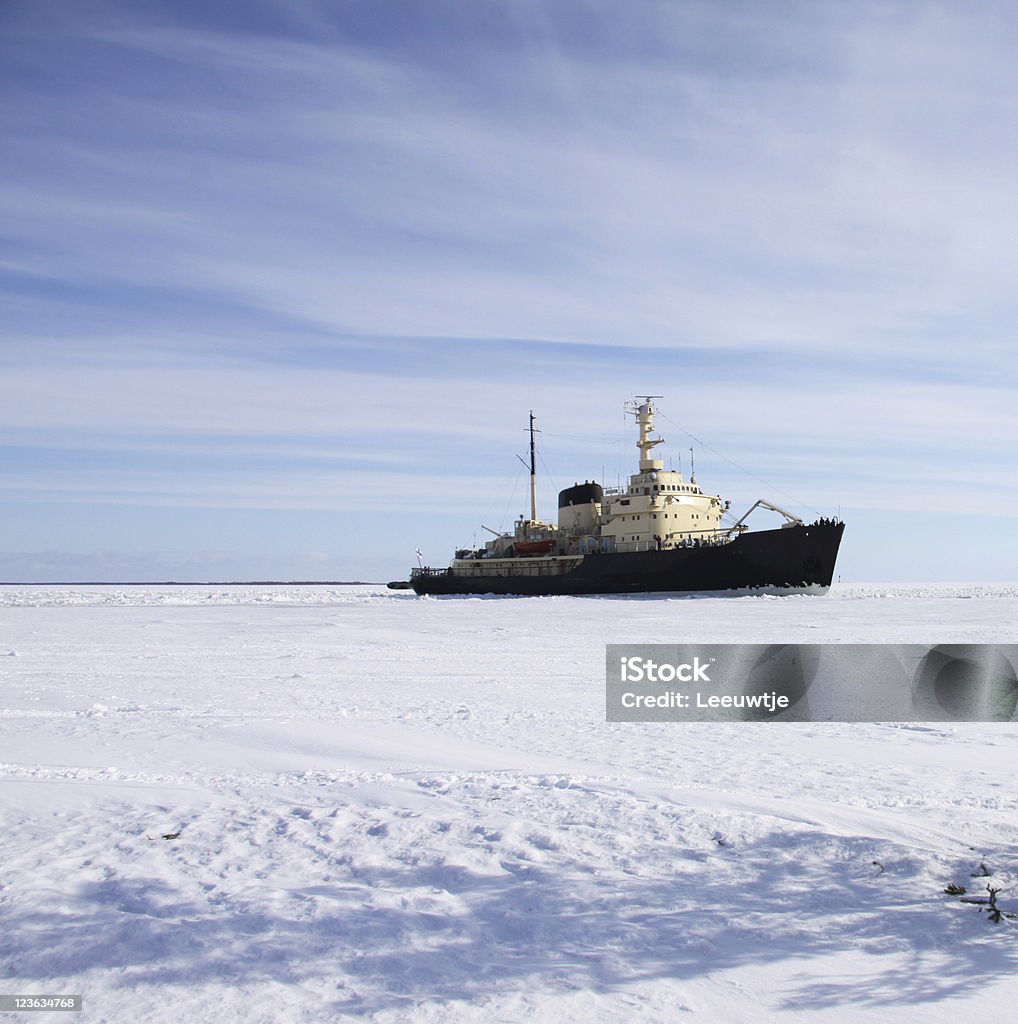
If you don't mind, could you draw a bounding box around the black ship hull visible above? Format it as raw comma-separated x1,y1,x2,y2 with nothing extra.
411,521,844,597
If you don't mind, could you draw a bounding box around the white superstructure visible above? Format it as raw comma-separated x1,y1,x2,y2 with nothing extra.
453,397,732,572
597,399,727,553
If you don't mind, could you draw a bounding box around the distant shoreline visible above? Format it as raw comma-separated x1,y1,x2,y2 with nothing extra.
0,581,381,587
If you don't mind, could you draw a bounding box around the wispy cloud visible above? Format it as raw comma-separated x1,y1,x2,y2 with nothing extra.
2,0,1017,579
9,2,1018,352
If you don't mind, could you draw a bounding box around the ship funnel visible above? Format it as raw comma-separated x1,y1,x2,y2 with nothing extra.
558,481,603,533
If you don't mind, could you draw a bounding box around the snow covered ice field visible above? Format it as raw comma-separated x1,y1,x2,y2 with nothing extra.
2,584,1018,1023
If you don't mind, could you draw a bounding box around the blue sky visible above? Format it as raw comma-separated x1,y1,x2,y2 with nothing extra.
2,0,1017,582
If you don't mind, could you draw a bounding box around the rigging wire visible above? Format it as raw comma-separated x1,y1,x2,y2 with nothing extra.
497,461,526,532
487,406,819,534
483,422,572,535
656,410,823,520
542,429,631,492
536,446,558,502
540,430,621,445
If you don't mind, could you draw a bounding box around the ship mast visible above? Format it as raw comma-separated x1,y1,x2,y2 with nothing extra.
630,396,665,472
528,410,537,522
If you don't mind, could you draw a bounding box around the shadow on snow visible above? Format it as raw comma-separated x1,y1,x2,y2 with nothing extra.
2,820,1016,1016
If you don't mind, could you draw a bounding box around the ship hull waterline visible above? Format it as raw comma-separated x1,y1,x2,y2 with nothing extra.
411,522,844,597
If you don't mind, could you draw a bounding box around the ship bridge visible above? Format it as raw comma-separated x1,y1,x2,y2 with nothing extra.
598,398,727,553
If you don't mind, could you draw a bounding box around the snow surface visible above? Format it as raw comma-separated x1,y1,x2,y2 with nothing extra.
2,583,1018,1023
